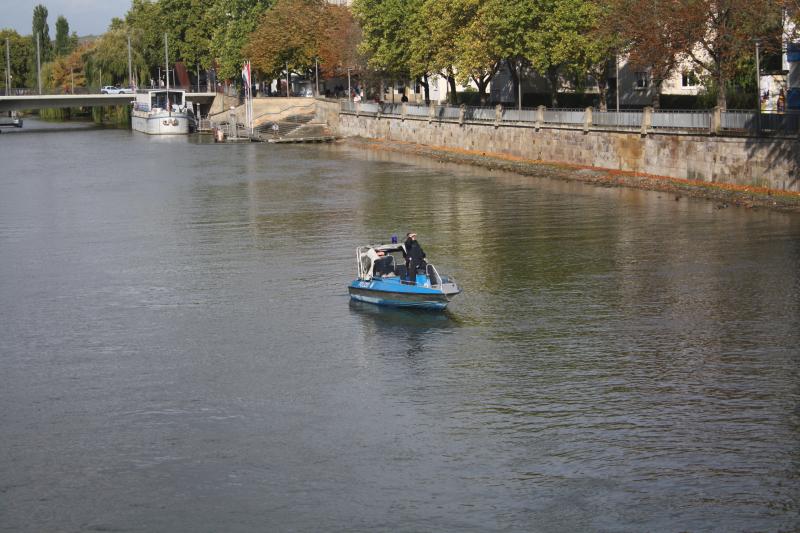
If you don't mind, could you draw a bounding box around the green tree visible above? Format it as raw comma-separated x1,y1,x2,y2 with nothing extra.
352,0,416,80
453,0,502,105
54,15,72,57
475,0,537,105
124,0,168,78
409,0,476,103
84,22,148,88
208,0,272,80
0,29,33,90
159,0,213,68
31,4,53,61
535,0,617,109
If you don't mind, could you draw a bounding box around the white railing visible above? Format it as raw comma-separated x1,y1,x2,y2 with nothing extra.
426,264,442,288
338,100,800,136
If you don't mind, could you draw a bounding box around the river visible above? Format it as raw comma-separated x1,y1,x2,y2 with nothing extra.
1,119,798,532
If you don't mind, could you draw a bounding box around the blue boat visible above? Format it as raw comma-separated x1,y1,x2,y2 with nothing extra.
348,243,462,310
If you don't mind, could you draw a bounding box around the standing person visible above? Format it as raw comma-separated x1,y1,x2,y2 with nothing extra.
403,232,426,284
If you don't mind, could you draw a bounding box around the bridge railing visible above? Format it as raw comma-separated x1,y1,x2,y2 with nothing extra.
2,83,215,96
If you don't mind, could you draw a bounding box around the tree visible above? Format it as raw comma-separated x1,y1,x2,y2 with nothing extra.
317,4,363,79
49,44,89,92
208,0,272,80
84,23,148,88
352,0,417,80
31,4,53,61
606,0,685,109
0,29,34,90
124,0,168,73
54,15,72,57
673,0,783,110
409,0,477,103
158,0,214,68
547,0,619,110
246,0,327,82
454,0,502,105
479,0,539,106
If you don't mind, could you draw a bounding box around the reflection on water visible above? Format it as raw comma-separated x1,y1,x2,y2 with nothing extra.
0,124,798,532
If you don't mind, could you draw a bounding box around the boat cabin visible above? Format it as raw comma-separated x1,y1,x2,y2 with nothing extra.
133,89,188,113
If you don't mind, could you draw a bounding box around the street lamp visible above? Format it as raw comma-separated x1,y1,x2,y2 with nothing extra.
347,67,352,102
755,39,762,132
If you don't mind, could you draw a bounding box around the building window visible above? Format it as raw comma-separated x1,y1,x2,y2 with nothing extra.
681,71,699,87
634,72,648,90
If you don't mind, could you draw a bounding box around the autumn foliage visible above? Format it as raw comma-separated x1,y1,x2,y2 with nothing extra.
245,0,361,80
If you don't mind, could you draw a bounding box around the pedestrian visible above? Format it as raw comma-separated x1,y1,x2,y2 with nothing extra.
403,232,426,284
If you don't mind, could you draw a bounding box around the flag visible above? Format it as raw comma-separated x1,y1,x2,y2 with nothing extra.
242,61,250,88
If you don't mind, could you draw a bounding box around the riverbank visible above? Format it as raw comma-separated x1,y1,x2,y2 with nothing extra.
343,136,800,213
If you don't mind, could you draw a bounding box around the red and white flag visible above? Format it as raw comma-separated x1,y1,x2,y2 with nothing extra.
242,61,251,88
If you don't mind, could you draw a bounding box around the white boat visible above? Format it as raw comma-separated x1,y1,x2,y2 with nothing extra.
131,89,195,135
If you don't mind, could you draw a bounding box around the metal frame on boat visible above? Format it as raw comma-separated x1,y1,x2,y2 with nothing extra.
348,243,461,310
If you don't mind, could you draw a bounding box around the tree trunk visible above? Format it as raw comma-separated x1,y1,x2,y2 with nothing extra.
716,71,727,111
474,75,489,106
507,60,519,104
447,70,457,104
651,79,662,110
419,74,430,104
597,78,608,112
547,67,559,108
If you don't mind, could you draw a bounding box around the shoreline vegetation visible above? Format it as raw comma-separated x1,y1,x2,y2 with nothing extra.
343,137,800,213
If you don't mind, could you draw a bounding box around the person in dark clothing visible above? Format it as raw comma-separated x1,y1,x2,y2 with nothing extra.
403,232,426,284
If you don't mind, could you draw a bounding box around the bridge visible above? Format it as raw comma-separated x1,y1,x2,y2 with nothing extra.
0,92,217,113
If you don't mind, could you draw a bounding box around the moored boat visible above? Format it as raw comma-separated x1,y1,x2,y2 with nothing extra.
131,89,195,135
348,243,461,310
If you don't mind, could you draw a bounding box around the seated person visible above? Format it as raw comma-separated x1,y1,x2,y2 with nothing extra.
373,256,395,277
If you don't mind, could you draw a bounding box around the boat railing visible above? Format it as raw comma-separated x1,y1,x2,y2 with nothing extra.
426,264,442,288
356,247,371,280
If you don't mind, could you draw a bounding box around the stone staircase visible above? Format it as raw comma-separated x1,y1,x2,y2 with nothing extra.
252,114,334,143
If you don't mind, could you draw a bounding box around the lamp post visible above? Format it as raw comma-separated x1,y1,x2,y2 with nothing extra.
755,39,761,133
127,35,132,89
5,37,10,96
347,67,352,102
615,52,620,113
36,32,41,94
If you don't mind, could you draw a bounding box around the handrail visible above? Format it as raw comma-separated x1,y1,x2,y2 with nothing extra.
339,100,800,137
426,264,442,288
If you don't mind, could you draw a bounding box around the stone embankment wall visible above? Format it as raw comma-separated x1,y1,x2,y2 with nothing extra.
316,100,799,192
209,96,316,126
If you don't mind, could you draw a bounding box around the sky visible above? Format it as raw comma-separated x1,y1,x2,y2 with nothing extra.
1,0,131,37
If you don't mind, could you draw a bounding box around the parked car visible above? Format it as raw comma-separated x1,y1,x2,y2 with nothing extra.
100,85,133,94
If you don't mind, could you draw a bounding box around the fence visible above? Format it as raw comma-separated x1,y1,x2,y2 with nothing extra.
338,100,800,136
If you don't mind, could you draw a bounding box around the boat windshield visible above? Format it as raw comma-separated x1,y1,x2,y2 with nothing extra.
150,90,184,109
356,245,407,280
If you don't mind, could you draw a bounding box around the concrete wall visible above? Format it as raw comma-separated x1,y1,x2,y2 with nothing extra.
329,110,800,192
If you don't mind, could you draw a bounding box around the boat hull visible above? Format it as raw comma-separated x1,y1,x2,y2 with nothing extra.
348,277,459,310
131,111,193,135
